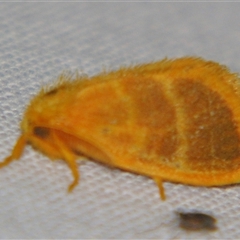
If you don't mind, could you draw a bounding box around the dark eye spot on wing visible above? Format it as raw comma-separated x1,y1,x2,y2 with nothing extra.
178,212,217,231
33,127,50,139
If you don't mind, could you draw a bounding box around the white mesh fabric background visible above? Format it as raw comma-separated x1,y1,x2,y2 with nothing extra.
1,2,240,239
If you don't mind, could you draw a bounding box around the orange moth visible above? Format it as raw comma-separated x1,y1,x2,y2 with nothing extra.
1,56,240,200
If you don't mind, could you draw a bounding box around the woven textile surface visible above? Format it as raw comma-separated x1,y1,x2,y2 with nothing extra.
1,2,240,239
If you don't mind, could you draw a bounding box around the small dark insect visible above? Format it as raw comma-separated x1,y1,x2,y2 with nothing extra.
178,212,217,231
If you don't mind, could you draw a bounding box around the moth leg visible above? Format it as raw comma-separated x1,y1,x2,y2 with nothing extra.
66,158,80,192
52,131,80,192
0,135,26,168
153,177,166,201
